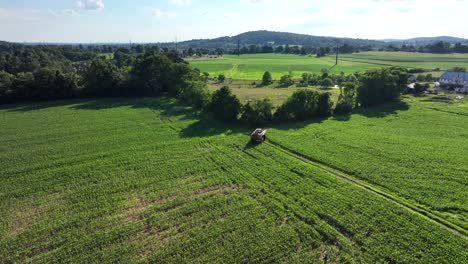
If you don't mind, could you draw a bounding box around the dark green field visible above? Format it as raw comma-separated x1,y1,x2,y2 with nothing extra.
1,97,467,263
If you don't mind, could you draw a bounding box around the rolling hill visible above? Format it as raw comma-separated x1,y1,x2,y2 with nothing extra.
158,30,386,50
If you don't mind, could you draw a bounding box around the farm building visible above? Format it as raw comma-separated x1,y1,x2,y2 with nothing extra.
439,71,468,93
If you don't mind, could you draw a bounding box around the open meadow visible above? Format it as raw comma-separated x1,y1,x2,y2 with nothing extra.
1,97,467,263
189,52,468,80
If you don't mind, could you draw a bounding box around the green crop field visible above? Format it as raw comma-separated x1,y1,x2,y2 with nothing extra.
1,97,467,262
189,52,468,80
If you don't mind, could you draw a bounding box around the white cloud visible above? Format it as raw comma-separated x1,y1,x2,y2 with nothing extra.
169,0,192,6
49,8,77,17
152,9,177,18
75,0,104,11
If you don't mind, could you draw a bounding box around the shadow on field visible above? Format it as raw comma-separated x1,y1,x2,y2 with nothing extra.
1,99,81,112
271,118,327,131
354,100,409,118
333,114,351,122
179,119,244,138
72,97,245,138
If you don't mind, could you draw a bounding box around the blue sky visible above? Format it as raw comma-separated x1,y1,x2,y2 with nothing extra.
1,0,467,43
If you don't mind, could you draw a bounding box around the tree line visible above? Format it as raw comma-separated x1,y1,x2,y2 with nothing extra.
0,41,407,127
381,41,468,53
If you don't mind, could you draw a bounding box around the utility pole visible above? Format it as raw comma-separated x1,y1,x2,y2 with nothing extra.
237,36,241,56
175,37,178,52
335,41,339,65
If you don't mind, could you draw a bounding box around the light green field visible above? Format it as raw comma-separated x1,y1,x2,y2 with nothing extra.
0,97,467,262
189,52,468,80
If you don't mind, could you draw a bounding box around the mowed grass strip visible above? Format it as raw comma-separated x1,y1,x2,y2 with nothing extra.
0,98,466,263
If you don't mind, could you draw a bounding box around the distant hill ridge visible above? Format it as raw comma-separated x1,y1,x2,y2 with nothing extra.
158,30,385,50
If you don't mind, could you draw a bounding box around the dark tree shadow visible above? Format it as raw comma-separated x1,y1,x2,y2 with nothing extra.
354,100,410,118
271,117,327,131
333,114,351,122
1,99,84,112
179,118,244,138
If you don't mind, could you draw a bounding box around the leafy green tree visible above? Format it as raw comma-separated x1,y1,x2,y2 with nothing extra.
414,83,429,94
241,98,273,126
346,74,358,83
450,66,466,72
334,82,357,115
275,90,319,121
316,92,333,117
209,86,241,122
416,74,425,82
301,73,313,86
84,58,121,96
11,72,35,98
425,74,433,82
262,71,272,85
320,68,329,79
320,78,333,88
389,66,409,88
357,68,401,106
33,68,58,99
0,71,14,99
130,52,194,96
178,80,210,109
218,74,226,83
279,75,294,87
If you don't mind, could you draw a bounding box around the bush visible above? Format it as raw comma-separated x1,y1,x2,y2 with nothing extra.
334,96,354,115
262,71,272,85
414,83,430,94
208,86,241,122
425,74,433,82
450,67,466,72
279,75,294,87
320,78,333,88
218,74,226,83
416,74,425,82
241,98,273,126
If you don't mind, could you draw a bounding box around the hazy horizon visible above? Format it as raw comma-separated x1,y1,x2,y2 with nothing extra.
1,0,468,43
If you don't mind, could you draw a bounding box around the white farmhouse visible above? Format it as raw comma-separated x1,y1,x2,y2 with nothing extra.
439,72,468,93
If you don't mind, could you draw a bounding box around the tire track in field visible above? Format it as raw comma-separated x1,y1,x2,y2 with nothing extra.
264,140,467,237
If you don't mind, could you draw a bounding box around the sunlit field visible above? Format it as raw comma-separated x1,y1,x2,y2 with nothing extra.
1,97,467,262
189,52,468,80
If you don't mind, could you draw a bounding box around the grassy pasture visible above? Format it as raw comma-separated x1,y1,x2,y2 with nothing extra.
0,97,467,262
189,52,468,80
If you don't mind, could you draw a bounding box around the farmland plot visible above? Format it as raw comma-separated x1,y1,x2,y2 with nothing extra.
0,98,466,263
189,52,468,80
269,96,468,232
